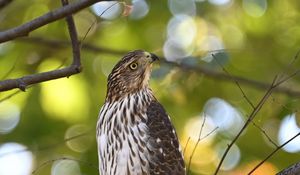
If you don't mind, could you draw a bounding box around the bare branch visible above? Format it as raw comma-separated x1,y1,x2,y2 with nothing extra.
16,37,300,97
212,54,255,109
0,132,90,158
0,0,104,43
0,90,21,103
0,0,82,92
61,0,81,67
187,113,218,174
162,60,300,97
213,76,278,175
187,114,207,174
248,132,300,174
0,67,80,91
183,137,190,156
1,57,19,80
251,120,278,147
214,61,300,174
32,157,98,175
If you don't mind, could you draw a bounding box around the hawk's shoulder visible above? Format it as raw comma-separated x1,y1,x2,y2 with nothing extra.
146,100,186,175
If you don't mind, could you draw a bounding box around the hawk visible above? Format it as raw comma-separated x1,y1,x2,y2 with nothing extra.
96,50,186,175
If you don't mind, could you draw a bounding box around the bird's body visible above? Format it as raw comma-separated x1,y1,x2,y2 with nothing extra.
96,50,185,175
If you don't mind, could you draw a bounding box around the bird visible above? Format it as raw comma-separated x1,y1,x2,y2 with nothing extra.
96,50,186,175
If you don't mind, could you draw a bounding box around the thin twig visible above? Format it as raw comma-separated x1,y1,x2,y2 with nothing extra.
186,113,218,174
251,120,278,147
187,114,207,174
32,157,98,174
248,132,300,174
183,137,191,156
0,132,90,158
277,49,300,81
1,57,19,80
80,1,120,45
214,62,300,174
213,76,278,175
0,90,21,103
187,127,219,174
212,54,255,109
271,96,298,113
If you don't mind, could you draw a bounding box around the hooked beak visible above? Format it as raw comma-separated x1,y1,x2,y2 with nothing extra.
150,53,159,63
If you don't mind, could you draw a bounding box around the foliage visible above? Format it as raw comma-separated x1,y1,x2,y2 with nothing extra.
0,0,300,175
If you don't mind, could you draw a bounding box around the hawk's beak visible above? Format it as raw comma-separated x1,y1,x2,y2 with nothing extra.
150,53,159,63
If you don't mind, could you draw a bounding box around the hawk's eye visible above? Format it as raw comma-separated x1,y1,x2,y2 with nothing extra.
129,62,138,70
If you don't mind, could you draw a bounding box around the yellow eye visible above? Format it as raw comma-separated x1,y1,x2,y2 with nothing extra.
129,62,138,70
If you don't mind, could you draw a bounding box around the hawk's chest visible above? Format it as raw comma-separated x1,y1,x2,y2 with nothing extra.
97,94,151,175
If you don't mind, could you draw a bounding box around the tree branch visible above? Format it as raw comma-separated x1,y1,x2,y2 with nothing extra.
214,63,300,174
0,0,105,43
163,60,300,97
16,37,300,97
248,132,300,174
32,157,98,174
0,0,82,92
213,76,278,175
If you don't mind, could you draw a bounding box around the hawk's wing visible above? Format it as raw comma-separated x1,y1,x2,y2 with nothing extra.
146,100,186,175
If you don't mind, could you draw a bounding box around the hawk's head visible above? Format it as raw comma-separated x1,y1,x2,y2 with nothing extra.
106,50,159,102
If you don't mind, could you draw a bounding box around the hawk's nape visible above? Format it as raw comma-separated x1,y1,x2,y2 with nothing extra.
96,50,186,175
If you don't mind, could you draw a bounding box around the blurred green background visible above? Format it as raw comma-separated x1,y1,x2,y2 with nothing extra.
0,0,300,175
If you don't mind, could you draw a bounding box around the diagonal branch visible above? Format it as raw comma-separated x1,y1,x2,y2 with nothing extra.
32,157,98,174
163,60,300,97
248,132,300,174
213,74,279,174
0,0,82,92
0,0,105,43
16,37,300,97
214,66,300,174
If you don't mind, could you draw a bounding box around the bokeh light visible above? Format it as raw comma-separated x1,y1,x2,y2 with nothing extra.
0,143,34,175
242,0,268,17
163,39,194,62
0,101,20,134
278,113,300,153
184,115,217,144
239,160,278,175
129,0,149,20
214,141,241,171
65,124,92,153
203,98,244,138
182,116,217,174
208,0,232,6
39,60,89,123
164,14,196,61
0,43,14,56
91,1,122,20
51,159,81,175
168,0,196,16
167,14,197,49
